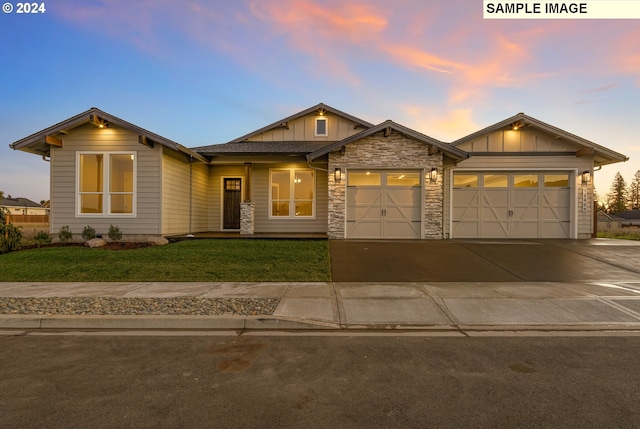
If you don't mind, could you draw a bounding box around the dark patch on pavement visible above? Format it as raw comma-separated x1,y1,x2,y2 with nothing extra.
330,240,640,282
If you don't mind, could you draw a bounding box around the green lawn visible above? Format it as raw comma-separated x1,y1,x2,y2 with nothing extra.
597,231,640,241
0,239,331,282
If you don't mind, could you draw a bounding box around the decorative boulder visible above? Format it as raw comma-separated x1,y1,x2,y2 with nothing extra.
85,238,107,248
147,236,169,246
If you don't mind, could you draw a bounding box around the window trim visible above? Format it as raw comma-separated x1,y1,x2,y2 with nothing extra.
269,168,316,219
315,117,328,137
76,151,137,217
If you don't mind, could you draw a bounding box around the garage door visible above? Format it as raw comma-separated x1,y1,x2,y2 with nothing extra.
346,170,422,239
452,172,571,238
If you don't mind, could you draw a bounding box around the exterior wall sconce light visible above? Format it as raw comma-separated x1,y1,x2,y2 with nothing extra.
581,170,591,185
334,167,342,182
429,168,438,182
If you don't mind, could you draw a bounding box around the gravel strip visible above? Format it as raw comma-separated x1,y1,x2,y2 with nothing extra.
0,297,279,316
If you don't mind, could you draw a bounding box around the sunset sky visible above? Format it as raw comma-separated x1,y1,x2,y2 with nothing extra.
1,0,639,203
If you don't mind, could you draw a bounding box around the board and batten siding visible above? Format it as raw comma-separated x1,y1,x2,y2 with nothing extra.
246,115,363,142
161,147,209,235
443,155,594,239
49,123,162,237
208,165,245,231
252,163,328,233
456,128,580,153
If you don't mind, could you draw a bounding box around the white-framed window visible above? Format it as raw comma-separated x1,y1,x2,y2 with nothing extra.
315,117,328,137
77,151,136,216
270,168,315,218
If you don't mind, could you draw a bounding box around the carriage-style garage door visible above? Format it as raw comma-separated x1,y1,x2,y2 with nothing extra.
346,170,422,239
452,172,571,238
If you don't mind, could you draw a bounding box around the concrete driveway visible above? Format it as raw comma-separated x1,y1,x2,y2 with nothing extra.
329,239,640,282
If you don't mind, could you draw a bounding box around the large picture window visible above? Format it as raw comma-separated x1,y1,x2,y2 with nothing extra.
78,152,136,216
270,169,315,218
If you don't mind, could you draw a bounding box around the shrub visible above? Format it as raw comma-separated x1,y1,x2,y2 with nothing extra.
81,225,96,241
108,224,122,241
0,223,23,254
34,230,52,245
58,226,73,243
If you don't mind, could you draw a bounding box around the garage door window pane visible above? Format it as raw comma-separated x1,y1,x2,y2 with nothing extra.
348,171,381,186
545,174,569,187
387,172,420,186
484,175,508,188
514,175,538,188
454,174,478,188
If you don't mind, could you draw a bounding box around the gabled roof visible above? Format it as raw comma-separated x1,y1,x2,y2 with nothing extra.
229,103,375,143
307,120,469,162
451,113,628,167
10,107,207,163
0,197,41,208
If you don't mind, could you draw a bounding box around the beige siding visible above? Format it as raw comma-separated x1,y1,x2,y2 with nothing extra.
444,155,594,238
161,148,209,235
49,123,161,237
252,163,328,233
457,128,580,153
246,114,363,142
208,165,245,231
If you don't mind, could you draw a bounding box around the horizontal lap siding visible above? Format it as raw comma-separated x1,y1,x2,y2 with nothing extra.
161,149,209,235
253,164,328,233
50,124,161,236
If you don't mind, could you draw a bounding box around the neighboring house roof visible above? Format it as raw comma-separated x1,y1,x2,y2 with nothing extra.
0,197,42,208
597,210,623,221
307,120,469,162
9,107,207,163
228,103,375,143
614,209,640,219
451,112,629,167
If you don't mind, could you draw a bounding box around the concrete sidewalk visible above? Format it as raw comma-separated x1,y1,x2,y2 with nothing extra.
2,281,640,334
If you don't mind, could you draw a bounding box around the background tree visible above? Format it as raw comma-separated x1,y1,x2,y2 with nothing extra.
628,170,640,210
606,172,628,213
0,190,5,223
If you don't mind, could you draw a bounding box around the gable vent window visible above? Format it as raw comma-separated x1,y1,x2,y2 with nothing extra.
315,117,328,137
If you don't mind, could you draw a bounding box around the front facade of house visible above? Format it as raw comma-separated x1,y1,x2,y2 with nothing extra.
10,104,628,240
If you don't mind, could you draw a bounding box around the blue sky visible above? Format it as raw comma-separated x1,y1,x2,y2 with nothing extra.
1,0,639,203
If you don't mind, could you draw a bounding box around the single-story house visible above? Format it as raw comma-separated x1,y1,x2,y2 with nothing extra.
0,197,49,216
9,103,628,240
613,209,640,227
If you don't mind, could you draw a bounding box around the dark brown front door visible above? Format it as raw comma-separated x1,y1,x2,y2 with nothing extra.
223,178,242,229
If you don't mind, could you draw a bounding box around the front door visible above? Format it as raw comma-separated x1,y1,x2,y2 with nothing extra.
223,178,242,230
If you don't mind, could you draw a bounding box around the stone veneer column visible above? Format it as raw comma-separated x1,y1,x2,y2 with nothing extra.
424,164,443,239
240,202,255,235
327,166,346,239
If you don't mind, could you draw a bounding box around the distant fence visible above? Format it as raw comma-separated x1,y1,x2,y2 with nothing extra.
5,214,50,224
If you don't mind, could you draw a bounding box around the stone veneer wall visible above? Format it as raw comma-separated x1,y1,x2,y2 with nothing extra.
327,130,443,239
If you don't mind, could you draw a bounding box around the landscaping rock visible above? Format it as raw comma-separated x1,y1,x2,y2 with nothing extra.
0,297,279,316
85,238,107,248
147,236,169,246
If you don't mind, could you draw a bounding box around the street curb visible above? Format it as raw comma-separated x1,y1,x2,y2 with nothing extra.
0,315,340,331
2,316,640,333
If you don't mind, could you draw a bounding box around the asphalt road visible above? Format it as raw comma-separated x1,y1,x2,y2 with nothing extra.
1,334,639,429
